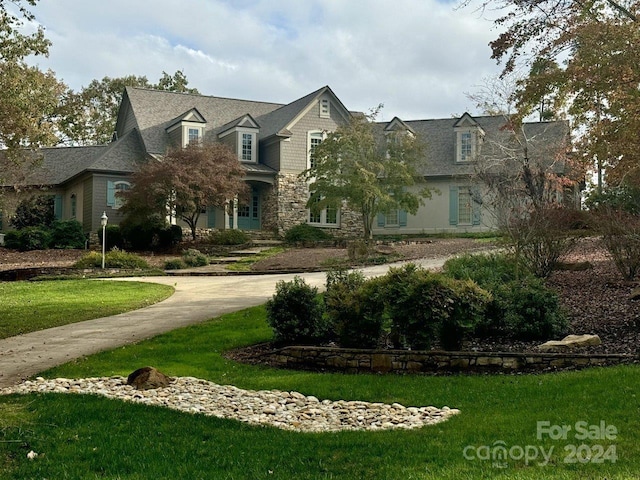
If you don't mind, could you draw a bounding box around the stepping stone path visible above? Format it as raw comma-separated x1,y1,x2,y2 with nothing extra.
1,376,460,433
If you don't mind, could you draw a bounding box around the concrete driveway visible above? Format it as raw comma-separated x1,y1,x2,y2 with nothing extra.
0,256,452,387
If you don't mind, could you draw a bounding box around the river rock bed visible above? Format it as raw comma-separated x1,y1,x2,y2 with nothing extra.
1,376,459,433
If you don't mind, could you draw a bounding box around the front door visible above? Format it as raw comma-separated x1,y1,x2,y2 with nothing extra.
236,189,261,230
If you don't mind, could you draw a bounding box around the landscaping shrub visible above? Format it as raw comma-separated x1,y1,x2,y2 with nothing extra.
164,258,186,270
50,220,86,249
493,277,568,340
323,268,375,347
97,225,125,251
4,226,51,251
74,250,149,269
182,248,208,267
266,277,326,345
119,217,180,251
443,252,566,340
347,239,370,261
284,223,333,244
377,264,490,350
208,229,250,246
10,195,55,229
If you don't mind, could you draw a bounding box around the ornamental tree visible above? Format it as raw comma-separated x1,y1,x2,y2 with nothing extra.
300,106,429,241
122,142,247,240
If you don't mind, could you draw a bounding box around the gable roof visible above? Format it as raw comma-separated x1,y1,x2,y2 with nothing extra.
248,85,352,140
119,87,284,155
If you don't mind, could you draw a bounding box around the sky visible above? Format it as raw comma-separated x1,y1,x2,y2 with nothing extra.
24,0,506,121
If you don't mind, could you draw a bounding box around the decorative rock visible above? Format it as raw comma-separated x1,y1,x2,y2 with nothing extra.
0,376,460,433
127,367,173,390
630,287,640,301
538,334,602,352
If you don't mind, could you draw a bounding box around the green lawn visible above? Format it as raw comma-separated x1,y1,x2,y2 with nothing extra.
1,305,638,479
0,280,174,339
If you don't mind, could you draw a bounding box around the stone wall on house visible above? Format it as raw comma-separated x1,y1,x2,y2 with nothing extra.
259,346,637,374
275,172,364,238
260,182,279,234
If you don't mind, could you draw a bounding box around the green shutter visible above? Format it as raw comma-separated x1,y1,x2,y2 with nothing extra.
449,186,459,226
207,206,216,228
53,194,63,220
472,187,482,225
398,209,407,227
377,213,385,227
106,181,115,207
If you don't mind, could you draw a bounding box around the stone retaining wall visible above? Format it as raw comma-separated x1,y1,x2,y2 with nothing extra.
259,346,637,373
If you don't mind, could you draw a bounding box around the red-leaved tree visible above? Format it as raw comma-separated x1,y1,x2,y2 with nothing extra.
123,142,247,240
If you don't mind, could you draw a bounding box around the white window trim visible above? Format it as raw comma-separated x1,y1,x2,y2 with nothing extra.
113,181,131,210
308,193,340,228
307,130,326,170
458,187,473,226
181,122,204,147
455,129,481,163
236,128,257,163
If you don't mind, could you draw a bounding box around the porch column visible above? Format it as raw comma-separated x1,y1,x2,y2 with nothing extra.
224,201,230,230
232,196,239,230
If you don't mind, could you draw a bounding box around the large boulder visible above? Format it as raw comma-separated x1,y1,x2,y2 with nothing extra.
538,334,602,353
127,366,173,390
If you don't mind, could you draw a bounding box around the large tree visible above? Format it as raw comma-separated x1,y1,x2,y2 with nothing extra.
470,0,640,187
62,70,200,145
301,107,429,241
0,0,67,160
122,142,247,240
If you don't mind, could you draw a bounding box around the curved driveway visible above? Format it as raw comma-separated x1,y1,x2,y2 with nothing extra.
0,256,452,387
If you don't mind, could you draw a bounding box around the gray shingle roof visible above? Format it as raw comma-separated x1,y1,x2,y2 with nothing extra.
380,115,569,178
122,87,284,155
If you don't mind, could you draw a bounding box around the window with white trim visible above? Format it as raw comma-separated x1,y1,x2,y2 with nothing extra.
114,181,130,209
456,129,482,163
384,210,399,226
308,193,339,226
458,189,473,225
241,133,253,161
188,128,200,144
308,131,323,169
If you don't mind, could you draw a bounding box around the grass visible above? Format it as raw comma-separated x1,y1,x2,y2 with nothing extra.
1,305,639,479
224,246,287,272
0,280,174,339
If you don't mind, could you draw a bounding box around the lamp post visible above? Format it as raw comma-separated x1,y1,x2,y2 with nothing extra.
100,211,108,269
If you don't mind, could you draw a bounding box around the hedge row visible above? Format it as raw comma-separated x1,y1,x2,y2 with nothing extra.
266,254,567,350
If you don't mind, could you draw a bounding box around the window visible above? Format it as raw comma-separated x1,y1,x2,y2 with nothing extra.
308,193,339,226
188,128,200,144
449,186,481,226
385,210,399,226
107,180,131,210
320,98,330,118
308,132,324,169
458,189,473,225
241,133,253,161
460,132,473,162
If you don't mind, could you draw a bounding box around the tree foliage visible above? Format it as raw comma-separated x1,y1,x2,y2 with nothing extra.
122,142,247,240
0,0,67,163
301,106,429,240
62,70,200,145
469,0,640,187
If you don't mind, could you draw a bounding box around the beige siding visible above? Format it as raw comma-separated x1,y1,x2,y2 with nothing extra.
118,101,138,138
219,133,236,153
63,179,84,223
168,127,182,148
280,100,344,173
371,179,497,235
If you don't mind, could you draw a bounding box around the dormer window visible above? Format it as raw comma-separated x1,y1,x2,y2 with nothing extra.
241,133,253,161
188,128,200,144
454,113,484,164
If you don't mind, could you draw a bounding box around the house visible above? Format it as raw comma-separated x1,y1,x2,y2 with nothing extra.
0,85,572,238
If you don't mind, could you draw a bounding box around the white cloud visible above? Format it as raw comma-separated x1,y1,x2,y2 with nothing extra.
27,0,504,120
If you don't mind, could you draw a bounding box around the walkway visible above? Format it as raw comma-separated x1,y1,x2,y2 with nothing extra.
0,256,451,388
